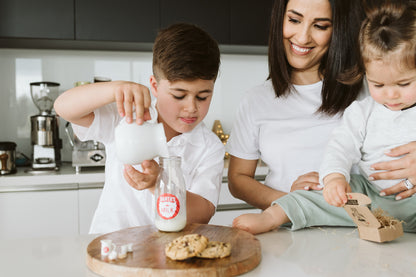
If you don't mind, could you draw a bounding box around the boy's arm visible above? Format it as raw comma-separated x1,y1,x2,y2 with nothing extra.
186,145,225,224
54,81,151,127
186,192,215,224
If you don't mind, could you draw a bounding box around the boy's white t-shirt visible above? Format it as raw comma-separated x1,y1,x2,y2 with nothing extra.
227,80,342,193
73,101,225,234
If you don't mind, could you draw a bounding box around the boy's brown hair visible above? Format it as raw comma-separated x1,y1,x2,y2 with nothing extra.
152,23,220,82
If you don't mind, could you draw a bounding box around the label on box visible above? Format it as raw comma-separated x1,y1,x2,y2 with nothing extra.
344,193,381,228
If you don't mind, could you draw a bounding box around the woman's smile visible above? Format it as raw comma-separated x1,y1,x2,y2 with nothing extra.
290,41,314,55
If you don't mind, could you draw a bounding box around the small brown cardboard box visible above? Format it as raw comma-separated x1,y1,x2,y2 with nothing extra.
344,193,403,243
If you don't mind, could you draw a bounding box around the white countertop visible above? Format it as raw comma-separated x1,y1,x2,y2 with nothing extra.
1,226,414,277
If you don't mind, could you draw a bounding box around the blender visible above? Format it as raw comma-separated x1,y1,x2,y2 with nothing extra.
30,82,62,170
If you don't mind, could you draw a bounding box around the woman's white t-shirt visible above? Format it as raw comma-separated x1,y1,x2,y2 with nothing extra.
227,80,342,193
73,101,225,234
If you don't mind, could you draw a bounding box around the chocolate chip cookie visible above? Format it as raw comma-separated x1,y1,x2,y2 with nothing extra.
196,241,232,259
165,234,209,260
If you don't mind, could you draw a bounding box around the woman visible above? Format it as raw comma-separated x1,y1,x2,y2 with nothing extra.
227,0,416,211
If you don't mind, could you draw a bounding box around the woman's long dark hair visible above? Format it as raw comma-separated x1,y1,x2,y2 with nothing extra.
267,0,366,115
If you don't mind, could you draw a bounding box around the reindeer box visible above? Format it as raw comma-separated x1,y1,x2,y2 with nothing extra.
343,193,403,243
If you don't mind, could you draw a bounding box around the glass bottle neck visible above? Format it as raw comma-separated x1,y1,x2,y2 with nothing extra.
159,156,181,168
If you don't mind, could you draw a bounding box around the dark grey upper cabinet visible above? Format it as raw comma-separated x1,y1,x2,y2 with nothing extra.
230,0,273,45
75,0,159,42
0,0,74,39
160,0,230,44
0,0,272,50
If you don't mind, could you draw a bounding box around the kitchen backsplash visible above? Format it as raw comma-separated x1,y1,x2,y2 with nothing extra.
0,48,267,162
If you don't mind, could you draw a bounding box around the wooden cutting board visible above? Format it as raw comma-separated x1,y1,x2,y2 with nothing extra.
86,223,261,277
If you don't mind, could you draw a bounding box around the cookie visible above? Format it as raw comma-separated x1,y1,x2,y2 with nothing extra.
165,234,209,260
196,241,232,259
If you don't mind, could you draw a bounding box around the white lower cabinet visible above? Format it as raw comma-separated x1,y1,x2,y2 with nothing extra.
0,184,103,239
0,190,79,239
78,187,102,235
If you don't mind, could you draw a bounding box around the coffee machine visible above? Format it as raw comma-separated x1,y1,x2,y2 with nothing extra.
65,121,106,173
30,82,62,170
64,79,107,173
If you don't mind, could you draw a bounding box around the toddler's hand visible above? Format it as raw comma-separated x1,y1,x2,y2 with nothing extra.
123,160,160,192
113,81,152,124
322,173,351,207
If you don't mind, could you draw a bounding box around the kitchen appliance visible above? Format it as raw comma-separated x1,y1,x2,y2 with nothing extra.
63,80,106,173
30,82,62,170
65,122,106,173
0,141,17,175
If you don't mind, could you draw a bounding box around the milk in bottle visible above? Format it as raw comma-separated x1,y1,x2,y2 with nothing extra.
154,156,187,232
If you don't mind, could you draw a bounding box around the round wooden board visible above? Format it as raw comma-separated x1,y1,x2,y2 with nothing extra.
86,223,261,277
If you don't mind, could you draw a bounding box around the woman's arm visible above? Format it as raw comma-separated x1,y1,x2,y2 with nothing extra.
228,155,286,210
369,141,416,199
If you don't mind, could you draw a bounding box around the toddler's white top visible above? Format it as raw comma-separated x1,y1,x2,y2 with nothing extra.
320,96,416,191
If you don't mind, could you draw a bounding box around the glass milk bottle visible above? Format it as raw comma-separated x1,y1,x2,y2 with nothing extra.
155,156,187,232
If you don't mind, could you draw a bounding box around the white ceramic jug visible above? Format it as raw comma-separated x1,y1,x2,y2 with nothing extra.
115,120,169,165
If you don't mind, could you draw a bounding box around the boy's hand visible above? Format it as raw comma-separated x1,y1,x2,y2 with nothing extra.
123,160,160,193
322,173,351,207
114,81,152,125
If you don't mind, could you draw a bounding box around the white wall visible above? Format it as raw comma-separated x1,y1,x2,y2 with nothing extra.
0,48,268,162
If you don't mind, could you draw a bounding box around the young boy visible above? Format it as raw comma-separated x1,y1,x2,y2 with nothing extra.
232,1,416,234
54,23,224,234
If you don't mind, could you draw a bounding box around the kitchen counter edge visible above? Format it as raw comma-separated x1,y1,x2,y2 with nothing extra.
0,163,268,193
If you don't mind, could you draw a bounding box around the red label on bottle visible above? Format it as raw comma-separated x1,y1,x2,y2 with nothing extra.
157,193,180,220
